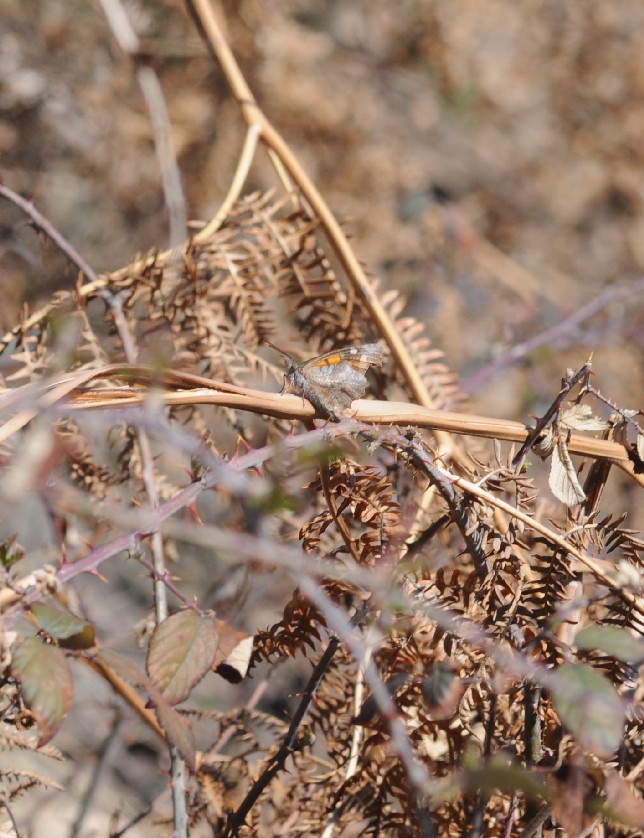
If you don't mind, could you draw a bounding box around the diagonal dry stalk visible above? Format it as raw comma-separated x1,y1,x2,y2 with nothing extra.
184,1,455,444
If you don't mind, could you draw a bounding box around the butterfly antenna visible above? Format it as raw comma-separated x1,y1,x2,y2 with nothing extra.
265,340,293,363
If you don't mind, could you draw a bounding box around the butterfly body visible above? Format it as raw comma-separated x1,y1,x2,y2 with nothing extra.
275,343,383,420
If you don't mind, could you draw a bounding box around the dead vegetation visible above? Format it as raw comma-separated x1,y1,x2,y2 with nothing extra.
0,2,643,836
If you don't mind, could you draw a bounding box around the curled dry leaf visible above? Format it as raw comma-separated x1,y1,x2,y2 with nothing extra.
560,404,610,432
212,618,253,684
549,437,586,505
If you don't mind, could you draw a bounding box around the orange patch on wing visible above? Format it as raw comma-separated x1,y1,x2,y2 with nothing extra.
311,353,343,368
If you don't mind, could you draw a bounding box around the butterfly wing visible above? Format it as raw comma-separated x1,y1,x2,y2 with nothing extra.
305,345,383,380
304,344,383,411
280,343,384,419
343,343,383,373
340,343,383,401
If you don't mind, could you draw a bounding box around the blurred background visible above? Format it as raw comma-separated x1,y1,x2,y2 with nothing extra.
2,0,643,419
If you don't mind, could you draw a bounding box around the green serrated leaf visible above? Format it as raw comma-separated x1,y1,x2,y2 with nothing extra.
575,626,644,664
146,610,219,705
12,635,73,745
31,601,95,648
552,663,624,756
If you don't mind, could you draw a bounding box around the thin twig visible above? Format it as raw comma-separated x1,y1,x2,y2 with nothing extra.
512,361,592,467
225,600,373,835
524,683,543,766
86,272,188,831
462,278,644,395
518,801,550,838
298,579,437,837
109,803,153,838
0,183,99,284
503,793,519,838
0,795,23,838
468,692,498,837
98,0,187,246
1,419,640,618
135,553,202,613
405,443,489,579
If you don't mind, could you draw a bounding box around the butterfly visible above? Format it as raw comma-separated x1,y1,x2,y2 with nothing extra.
268,342,384,420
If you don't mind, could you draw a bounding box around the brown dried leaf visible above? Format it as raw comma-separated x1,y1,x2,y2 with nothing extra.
549,437,586,505
560,404,610,431
212,619,253,683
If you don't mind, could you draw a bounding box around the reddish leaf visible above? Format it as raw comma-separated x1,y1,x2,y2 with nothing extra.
548,761,594,836
12,635,73,745
155,699,198,772
212,619,253,683
147,610,219,705
99,648,196,771
603,770,644,829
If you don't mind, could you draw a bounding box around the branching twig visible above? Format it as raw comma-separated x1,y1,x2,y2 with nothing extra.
0,183,99,286
511,361,592,467
298,578,436,834
224,600,372,835
3,148,189,831
95,286,189,838
404,442,490,579
2,419,640,618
